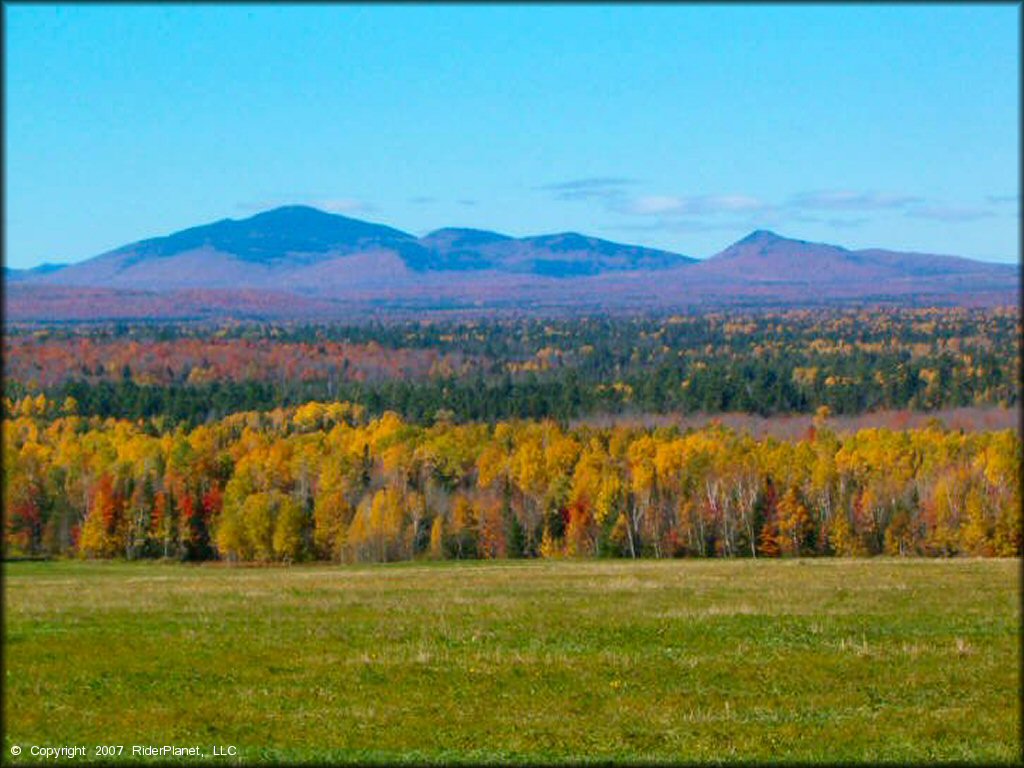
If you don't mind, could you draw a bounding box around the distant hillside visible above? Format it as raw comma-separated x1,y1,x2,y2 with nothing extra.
695,229,1008,283
5,263,67,282
6,207,1018,321
26,206,695,291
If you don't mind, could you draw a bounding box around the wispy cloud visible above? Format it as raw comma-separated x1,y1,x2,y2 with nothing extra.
408,196,436,205
236,199,283,212
906,205,995,222
607,187,961,234
545,174,1008,237
538,177,637,191
536,177,638,202
599,187,929,236
986,194,1019,205
458,199,478,207
237,196,374,214
611,218,765,234
618,194,770,217
541,181,919,222
787,190,922,211
825,217,870,228
784,189,1001,225
314,198,373,214
788,212,870,228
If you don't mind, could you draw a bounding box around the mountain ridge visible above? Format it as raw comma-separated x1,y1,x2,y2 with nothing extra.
25,205,700,286
6,206,1018,320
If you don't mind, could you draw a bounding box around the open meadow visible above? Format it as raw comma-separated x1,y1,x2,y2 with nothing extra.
4,558,1020,764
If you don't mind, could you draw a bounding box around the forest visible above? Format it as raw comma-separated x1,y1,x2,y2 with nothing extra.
4,307,1019,426
4,394,1019,562
4,306,1019,562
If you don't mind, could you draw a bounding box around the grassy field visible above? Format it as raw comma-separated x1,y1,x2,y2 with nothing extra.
4,559,1020,764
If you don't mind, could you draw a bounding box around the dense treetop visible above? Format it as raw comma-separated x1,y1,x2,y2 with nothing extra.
4,307,1018,427
4,395,1019,562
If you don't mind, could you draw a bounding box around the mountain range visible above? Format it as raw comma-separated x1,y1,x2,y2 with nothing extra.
5,205,1018,321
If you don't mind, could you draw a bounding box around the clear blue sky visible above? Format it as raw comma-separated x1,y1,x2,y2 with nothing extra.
5,3,1020,268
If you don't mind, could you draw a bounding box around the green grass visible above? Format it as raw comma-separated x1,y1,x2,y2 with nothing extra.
3,559,1020,764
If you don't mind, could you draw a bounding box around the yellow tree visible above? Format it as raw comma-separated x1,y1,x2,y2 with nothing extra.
79,473,125,558
925,470,965,556
977,431,1021,556
776,486,813,557
429,515,444,559
313,462,354,561
626,434,658,557
214,502,248,561
512,428,548,555
273,494,306,561
448,493,479,558
828,510,864,557
240,491,276,562
958,484,993,556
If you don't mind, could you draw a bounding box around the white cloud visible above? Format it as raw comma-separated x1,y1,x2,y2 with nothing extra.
537,177,638,202
624,195,693,215
538,177,636,191
986,194,1019,205
906,205,995,222
314,198,373,214
620,194,770,216
237,195,374,214
788,190,921,211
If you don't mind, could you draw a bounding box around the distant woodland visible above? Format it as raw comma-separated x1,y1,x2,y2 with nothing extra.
3,307,1019,561
4,307,1018,427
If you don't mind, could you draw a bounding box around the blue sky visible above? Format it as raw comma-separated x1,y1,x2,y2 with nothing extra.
5,4,1019,268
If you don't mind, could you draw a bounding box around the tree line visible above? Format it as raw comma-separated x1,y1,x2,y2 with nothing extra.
5,307,1017,428
5,395,1019,562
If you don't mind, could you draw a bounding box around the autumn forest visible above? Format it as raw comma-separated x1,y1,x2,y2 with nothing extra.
4,307,1020,562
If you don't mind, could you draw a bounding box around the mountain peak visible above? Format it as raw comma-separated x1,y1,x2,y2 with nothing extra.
714,229,831,258
116,205,417,264
736,229,785,245
13,207,1014,316
248,205,345,223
